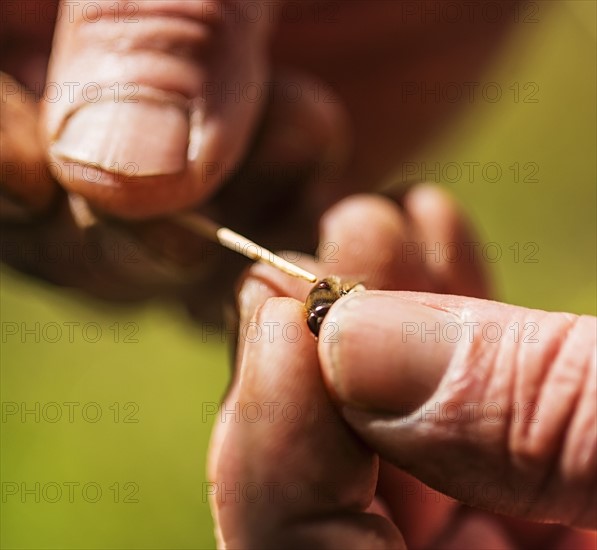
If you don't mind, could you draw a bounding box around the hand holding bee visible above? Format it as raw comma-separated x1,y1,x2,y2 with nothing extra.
209,188,596,550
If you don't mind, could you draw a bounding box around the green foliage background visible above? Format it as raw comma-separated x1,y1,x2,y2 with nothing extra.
1,2,595,548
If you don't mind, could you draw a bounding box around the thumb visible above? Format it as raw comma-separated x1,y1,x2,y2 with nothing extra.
42,0,271,218
318,291,596,529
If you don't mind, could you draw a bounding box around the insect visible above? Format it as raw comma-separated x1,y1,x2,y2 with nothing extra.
305,276,365,337
173,213,366,338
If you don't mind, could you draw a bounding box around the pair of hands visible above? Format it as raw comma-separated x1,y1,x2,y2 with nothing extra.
208,188,597,549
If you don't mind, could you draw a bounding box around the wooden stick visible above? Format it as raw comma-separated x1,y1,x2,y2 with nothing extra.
68,193,99,229
174,213,318,283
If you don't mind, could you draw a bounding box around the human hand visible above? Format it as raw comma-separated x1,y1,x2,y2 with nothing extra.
1,68,344,313
208,188,596,548
1,0,518,311
2,0,518,216
1,1,348,307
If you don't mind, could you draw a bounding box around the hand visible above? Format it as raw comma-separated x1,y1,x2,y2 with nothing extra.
0,70,344,313
208,189,596,548
1,0,348,307
1,0,518,309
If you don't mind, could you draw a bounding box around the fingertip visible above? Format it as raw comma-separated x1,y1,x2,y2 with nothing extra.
318,292,457,413
404,183,492,298
403,183,465,240
41,2,270,218
319,194,407,242
256,295,305,325
317,194,427,290
246,295,312,364
403,181,452,206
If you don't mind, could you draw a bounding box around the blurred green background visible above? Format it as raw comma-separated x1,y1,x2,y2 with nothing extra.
1,2,595,549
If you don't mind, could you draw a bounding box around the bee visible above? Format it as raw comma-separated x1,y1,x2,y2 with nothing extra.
171,215,368,338
305,276,365,337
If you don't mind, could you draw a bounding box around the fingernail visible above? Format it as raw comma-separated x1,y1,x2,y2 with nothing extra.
238,277,274,326
235,276,277,364
51,100,189,176
319,293,459,414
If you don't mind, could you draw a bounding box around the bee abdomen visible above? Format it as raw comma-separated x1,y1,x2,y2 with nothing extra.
306,303,332,337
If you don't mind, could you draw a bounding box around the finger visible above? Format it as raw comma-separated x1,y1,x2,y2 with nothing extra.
234,192,438,310
208,297,405,549
315,193,464,546
231,190,480,399
436,512,516,550
317,194,433,291
233,267,453,550
1,73,58,220
375,462,457,549
318,291,597,529
234,188,490,312
230,192,490,547
316,190,492,296
41,0,271,218
2,68,346,304
402,183,492,298
233,254,319,372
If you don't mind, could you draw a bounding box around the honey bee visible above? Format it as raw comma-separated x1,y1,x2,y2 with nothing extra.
171,215,368,338
305,276,365,337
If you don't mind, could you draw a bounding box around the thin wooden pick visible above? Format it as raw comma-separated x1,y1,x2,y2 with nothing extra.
174,213,318,283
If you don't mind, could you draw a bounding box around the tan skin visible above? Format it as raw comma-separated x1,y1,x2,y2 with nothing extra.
1,1,595,547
